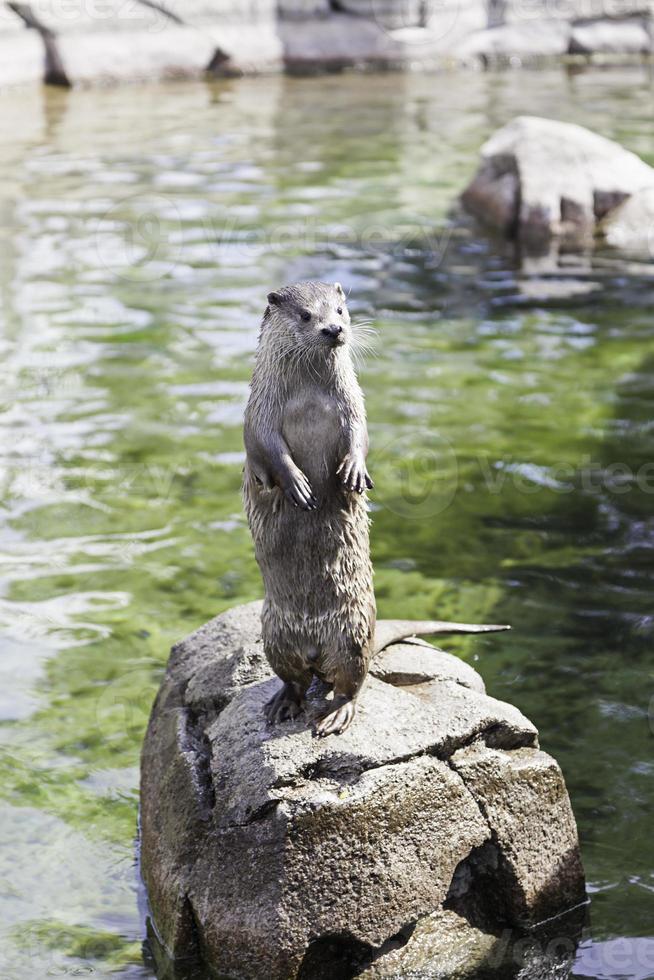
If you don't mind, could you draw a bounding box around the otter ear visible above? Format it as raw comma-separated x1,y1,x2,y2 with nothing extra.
267,291,283,307
334,282,345,297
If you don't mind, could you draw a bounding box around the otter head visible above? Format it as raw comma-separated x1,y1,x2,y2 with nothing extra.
265,281,350,354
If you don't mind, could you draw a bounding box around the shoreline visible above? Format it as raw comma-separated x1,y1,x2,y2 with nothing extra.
1,0,654,89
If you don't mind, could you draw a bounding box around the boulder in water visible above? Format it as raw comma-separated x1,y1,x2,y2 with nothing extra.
461,115,654,250
140,601,586,979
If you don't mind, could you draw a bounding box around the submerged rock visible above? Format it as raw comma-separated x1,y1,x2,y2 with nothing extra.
140,601,586,980
461,115,654,251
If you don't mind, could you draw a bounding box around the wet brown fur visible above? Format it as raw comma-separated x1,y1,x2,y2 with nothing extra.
243,281,375,735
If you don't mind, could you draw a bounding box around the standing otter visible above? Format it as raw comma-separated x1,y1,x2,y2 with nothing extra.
243,281,375,736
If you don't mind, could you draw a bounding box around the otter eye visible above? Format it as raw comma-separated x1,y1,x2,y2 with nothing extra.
336,307,343,315
301,310,311,322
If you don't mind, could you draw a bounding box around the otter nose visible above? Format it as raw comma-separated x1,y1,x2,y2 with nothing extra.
321,324,343,340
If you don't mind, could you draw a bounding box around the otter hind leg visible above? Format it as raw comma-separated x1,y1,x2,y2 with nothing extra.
264,680,306,724
314,655,366,738
315,695,356,737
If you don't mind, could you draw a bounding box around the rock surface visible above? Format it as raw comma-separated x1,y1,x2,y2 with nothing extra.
4,0,283,84
569,17,651,55
0,5,43,86
140,601,586,980
461,115,654,250
454,19,571,61
1,0,652,87
358,904,585,979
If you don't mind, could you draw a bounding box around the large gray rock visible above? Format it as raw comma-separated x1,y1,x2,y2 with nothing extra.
569,17,651,55
4,0,210,85
461,115,654,249
3,0,283,85
278,9,490,73
453,19,571,61
140,601,586,980
55,31,218,86
0,5,43,86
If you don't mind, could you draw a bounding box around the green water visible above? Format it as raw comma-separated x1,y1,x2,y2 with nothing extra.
0,66,653,979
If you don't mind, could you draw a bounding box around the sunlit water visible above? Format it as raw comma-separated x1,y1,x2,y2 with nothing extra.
0,67,653,980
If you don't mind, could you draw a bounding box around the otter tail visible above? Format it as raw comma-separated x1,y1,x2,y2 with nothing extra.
374,619,510,656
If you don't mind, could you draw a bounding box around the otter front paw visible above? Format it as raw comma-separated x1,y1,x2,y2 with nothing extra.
283,469,317,510
337,454,373,494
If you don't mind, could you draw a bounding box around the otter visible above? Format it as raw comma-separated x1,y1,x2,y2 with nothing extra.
243,281,375,736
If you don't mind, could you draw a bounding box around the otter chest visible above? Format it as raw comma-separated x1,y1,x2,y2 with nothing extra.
282,392,345,473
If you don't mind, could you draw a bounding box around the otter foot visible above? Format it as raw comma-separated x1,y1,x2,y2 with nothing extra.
264,682,305,725
315,697,356,737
